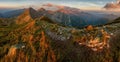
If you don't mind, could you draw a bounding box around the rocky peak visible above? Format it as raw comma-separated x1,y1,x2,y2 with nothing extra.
16,7,38,24
25,7,39,19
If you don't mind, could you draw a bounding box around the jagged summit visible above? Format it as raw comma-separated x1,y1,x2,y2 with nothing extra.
16,7,38,24
24,7,39,19
104,0,120,9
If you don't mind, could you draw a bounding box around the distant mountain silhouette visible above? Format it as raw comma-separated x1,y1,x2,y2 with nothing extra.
0,13,3,18
38,8,49,17
2,9,25,18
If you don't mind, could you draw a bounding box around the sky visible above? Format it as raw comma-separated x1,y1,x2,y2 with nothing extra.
0,0,116,10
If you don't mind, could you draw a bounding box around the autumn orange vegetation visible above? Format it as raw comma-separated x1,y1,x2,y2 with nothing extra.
73,25,111,51
0,19,120,62
1,30,56,62
86,25,93,31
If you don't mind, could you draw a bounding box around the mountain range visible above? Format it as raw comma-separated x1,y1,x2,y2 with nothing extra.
0,4,119,28
1,9,25,18
0,13,3,18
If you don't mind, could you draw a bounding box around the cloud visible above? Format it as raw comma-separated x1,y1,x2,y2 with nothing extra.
104,1,120,9
0,0,109,10
42,3,54,7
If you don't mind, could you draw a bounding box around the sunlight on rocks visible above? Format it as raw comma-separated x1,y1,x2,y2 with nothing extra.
78,26,111,51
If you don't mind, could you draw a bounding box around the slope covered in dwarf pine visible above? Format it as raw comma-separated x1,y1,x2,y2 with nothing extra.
0,15,120,62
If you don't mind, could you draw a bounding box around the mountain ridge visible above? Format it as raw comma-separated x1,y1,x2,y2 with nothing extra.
0,4,119,28
15,8,36,24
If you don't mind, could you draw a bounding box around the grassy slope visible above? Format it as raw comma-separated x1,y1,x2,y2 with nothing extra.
0,17,120,62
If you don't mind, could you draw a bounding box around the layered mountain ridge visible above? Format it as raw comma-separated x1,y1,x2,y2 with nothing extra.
0,4,119,28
